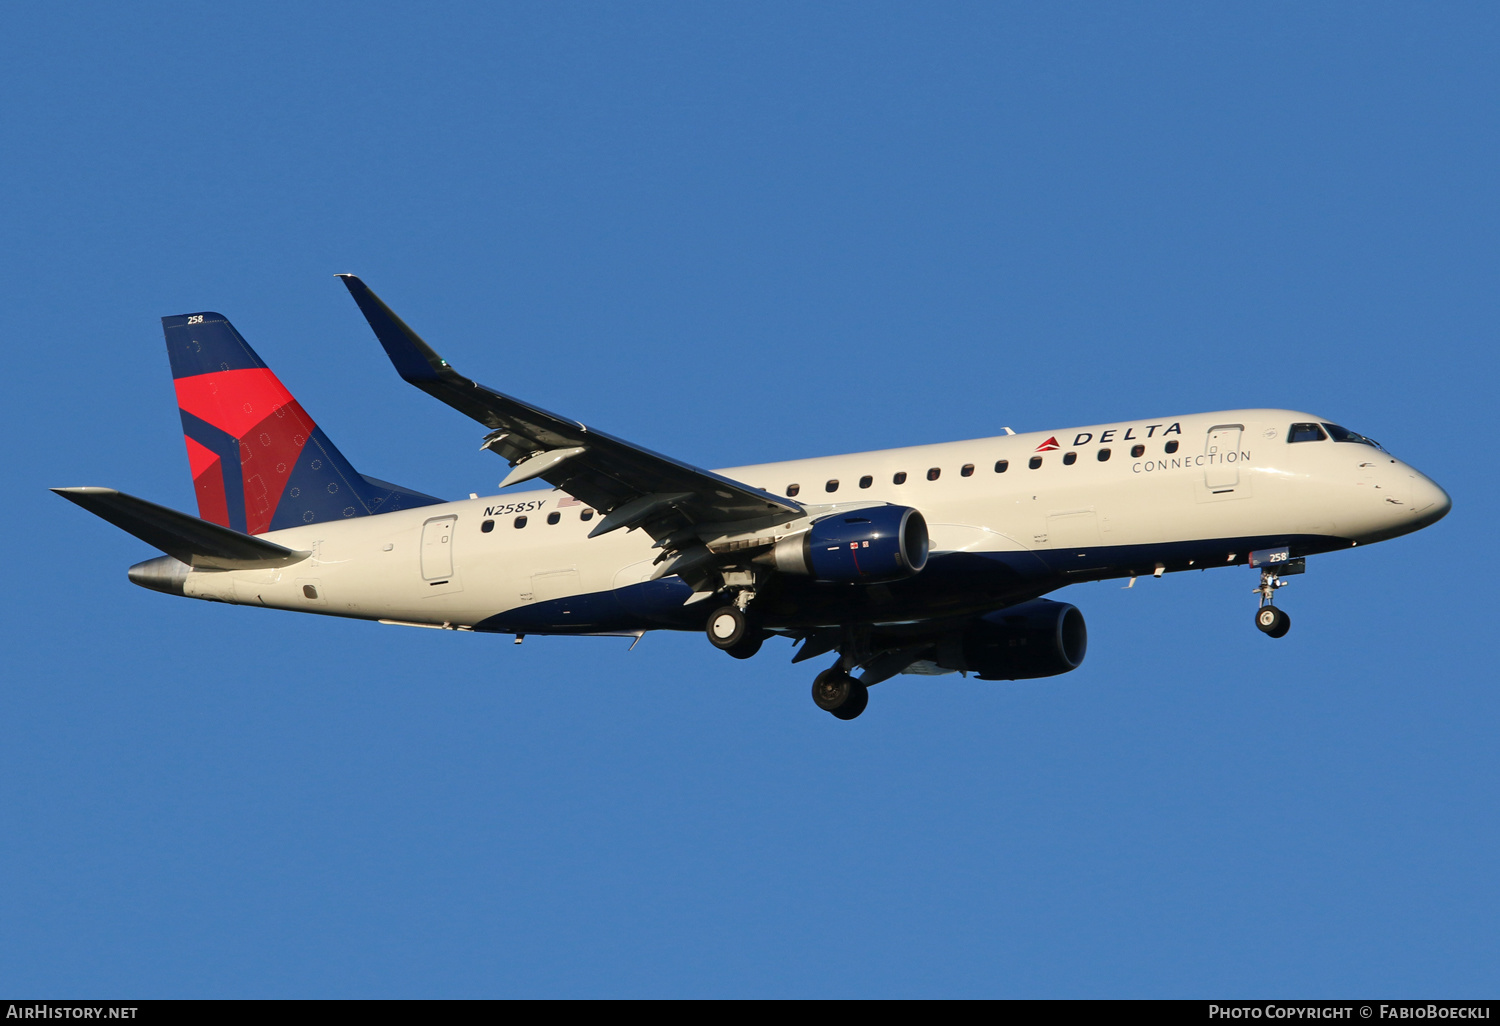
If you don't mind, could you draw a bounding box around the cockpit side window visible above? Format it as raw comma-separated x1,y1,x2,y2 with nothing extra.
1322,423,1386,451
1288,423,1327,443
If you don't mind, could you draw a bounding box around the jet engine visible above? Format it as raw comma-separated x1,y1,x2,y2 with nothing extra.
938,599,1087,680
758,506,928,584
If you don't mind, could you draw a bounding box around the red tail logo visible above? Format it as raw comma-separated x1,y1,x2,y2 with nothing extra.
1035,436,1060,451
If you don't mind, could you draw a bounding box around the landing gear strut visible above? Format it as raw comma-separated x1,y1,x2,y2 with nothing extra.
1253,567,1293,639
812,666,869,720
706,605,764,659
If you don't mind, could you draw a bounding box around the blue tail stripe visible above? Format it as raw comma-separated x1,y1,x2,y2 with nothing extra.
179,409,248,534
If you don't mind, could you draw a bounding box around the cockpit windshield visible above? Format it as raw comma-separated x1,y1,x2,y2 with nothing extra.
1322,423,1386,451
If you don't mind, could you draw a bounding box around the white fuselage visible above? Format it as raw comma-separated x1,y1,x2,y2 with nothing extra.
171,409,1449,634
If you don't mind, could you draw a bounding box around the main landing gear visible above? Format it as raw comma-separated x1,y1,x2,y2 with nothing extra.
812,666,869,720
705,605,765,659
703,596,871,721
1253,566,1294,639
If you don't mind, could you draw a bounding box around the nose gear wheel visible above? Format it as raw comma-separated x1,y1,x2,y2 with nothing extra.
1255,605,1291,638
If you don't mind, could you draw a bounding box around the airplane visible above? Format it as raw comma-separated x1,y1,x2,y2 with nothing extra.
55,276,1452,720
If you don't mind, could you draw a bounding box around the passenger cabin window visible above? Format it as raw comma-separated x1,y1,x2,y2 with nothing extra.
1288,423,1327,443
786,483,800,497
826,479,839,493
1029,456,1043,469
893,472,907,485
580,509,595,522
1063,452,1077,465
961,463,974,477
927,467,941,481
1164,440,1179,454
481,519,495,533
1131,444,1145,458
859,475,873,489
994,460,1009,473
1322,423,1386,451
547,511,561,525
1097,448,1111,462
514,515,527,529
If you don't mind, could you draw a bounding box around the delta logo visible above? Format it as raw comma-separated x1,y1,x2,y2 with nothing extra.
1033,422,1185,451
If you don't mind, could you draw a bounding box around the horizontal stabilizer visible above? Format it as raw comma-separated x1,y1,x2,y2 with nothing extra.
51,487,311,570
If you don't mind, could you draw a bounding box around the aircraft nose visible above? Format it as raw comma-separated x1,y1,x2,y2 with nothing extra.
1409,472,1452,527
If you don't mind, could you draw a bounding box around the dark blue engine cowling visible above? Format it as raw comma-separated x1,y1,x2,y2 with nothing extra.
802,506,929,583
945,598,1087,680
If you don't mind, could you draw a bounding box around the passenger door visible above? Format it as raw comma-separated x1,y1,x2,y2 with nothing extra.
1204,424,1242,490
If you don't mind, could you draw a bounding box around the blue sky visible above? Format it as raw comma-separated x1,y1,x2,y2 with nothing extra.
1,3,1495,997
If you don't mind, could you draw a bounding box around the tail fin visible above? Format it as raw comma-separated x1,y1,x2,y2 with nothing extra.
162,312,441,534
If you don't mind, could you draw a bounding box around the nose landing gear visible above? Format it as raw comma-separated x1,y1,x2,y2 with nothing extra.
1252,559,1303,639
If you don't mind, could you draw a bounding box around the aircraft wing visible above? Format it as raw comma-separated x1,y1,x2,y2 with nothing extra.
338,276,803,547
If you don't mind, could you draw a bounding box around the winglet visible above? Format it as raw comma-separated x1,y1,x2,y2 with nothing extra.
336,274,448,384
338,275,583,435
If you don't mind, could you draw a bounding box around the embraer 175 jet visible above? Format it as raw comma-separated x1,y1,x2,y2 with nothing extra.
56,277,1451,720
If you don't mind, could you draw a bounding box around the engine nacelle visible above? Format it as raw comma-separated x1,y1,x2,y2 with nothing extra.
938,599,1087,680
761,506,928,584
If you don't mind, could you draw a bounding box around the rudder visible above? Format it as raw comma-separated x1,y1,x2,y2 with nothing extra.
162,312,441,534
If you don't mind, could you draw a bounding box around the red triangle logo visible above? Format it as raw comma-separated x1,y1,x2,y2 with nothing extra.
1035,436,1060,451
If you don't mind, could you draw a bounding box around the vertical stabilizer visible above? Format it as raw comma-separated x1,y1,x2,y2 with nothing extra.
162,312,440,533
